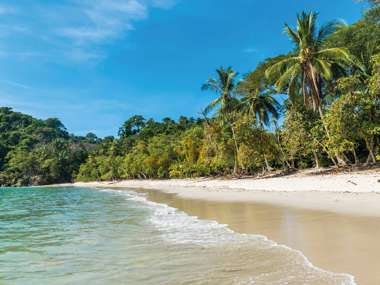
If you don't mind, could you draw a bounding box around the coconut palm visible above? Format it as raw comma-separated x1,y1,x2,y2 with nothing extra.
201,67,239,116
266,12,353,165
240,88,280,127
202,67,241,174
265,12,351,116
239,89,281,171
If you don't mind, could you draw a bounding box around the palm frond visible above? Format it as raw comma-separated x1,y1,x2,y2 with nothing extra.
265,56,299,79
203,97,222,115
274,64,301,91
315,59,332,80
317,20,344,43
284,24,300,46
317,47,352,62
201,79,222,93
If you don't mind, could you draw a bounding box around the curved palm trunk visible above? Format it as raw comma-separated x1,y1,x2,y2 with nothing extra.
264,155,273,171
230,124,240,176
312,150,320,169
308,63,347,166
364,137,377,165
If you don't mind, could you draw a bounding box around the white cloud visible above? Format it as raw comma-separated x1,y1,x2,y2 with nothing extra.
58,0,149,43
0,80,33,90
0,0,179,62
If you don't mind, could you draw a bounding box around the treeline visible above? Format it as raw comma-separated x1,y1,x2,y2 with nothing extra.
77,6,380,182
1,4,379,186
0,107,100,186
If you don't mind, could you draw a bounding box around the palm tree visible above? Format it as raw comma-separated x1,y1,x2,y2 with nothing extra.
240,88,280,127
265,12,351,116
240,89,281,171
201,67,239,116
266,12,352,165
202,67,240,174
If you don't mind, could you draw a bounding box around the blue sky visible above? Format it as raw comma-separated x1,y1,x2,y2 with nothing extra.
0,0,368,137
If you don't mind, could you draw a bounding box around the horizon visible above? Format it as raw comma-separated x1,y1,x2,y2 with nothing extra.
0,0,368,137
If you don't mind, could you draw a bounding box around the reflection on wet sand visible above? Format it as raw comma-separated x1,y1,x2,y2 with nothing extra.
141,188,380,285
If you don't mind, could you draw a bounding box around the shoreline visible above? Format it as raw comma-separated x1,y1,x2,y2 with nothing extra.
71,169,380,217
57,169,380,284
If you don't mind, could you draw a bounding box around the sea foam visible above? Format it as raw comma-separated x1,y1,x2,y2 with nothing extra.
99,188,357,285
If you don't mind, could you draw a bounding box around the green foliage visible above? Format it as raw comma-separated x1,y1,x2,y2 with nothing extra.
2,7,380,186
0,108,99,186
76,9,379,182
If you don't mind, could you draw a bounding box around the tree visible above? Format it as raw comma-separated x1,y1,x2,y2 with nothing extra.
202,67,241,174
118,115,146,138
266,12,351,114
202,67,239,115
266,12,353,165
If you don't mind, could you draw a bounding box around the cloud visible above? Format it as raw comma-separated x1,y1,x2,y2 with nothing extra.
0,50,45,60
0,80,33,90
58,0,148,44
0,0,179,63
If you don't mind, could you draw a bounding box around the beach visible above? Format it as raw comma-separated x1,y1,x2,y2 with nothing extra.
72,169,380,284
74,168,380,217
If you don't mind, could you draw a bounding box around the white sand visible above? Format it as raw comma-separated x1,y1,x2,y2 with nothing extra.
73,169,380,217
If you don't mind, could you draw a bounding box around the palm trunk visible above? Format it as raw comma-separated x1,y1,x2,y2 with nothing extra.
230,124,239,175
308,64,345,165
353,149,359,165
264,155,273,172
312,150,320,169
317,105,347,166
364,137,377,165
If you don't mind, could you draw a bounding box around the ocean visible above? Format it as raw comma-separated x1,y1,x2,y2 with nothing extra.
0,187,355,285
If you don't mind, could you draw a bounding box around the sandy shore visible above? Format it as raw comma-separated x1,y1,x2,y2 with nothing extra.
73,169,380,217
68,169,380,284
139,188,380,285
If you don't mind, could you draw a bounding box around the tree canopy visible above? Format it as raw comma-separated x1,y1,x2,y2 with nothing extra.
1,4,379,186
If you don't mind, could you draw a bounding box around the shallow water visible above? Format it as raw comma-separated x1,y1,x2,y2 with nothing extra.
0,187,355,285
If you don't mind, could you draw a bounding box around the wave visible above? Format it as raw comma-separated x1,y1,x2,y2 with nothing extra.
99,188,356,285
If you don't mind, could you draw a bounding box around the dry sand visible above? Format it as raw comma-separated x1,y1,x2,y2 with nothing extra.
73,169,380,217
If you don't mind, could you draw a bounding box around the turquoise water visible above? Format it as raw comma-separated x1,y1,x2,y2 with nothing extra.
0,187,355,285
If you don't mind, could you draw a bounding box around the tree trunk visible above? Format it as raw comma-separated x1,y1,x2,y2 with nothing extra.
365,137,377,165
317,105,347,166
264,155,273,172
308,64,346,167
230,125,239,175
312,150,320,169
353,149,359,165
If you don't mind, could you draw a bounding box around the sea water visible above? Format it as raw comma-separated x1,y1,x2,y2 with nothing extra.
0,187,356,285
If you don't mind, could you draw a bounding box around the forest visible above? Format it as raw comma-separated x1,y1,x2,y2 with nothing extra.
1,2,379,186
0,107,99,186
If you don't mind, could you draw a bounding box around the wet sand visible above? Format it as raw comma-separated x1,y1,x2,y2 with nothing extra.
139,188,380,285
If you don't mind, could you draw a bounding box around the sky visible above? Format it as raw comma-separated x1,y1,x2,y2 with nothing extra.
0,0,369,137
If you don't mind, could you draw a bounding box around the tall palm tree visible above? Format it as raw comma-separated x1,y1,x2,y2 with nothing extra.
266,12,352,165
201,67,239,116
202,67,240,174
265,12,351,117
